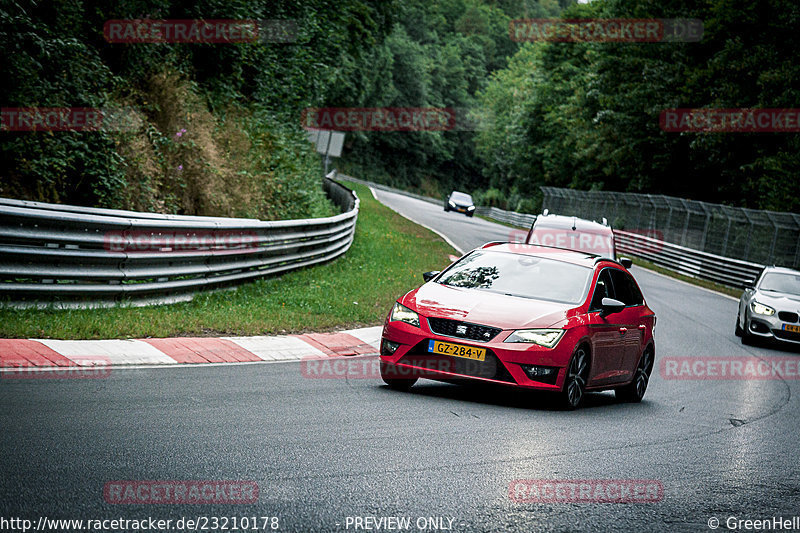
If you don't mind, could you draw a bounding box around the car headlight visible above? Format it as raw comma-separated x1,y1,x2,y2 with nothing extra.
448,201,455,207
751,301,775,316
504,328,565,348
467,205,475,211
390,302,420,327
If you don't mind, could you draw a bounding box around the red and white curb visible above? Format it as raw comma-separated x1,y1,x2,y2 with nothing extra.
0,326,382,370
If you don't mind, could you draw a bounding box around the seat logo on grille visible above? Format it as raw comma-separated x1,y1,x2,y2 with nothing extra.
456,325,467,335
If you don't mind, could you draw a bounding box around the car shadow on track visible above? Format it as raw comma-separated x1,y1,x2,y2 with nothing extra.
743,336,800,354
379,380,629,412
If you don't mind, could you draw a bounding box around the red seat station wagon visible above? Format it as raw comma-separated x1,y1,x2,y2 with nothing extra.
379,242,655,409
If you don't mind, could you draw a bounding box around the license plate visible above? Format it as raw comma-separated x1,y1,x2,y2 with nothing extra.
457,207,466,212
782,323,800,333
427,340,486,361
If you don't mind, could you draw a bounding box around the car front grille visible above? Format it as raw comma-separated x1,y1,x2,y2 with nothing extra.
778,311,799,323
427,317,502,342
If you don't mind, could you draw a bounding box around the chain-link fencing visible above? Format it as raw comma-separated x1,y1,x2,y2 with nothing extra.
541,187,800,268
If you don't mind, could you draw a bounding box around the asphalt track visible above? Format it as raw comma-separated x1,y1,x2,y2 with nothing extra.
1,188,799,533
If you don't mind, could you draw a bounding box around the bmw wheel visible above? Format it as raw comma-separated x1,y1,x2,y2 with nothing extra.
740,313,754,345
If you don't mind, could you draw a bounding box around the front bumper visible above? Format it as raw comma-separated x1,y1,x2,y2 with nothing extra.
746,312,800,344
449,204,475,214
380,318,574,391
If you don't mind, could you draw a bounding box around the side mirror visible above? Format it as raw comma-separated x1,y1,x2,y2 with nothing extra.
619,257,633,269
600,297,625,317
423,271,440,282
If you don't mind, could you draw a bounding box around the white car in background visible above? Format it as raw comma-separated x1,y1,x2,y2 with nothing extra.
444,191,476,217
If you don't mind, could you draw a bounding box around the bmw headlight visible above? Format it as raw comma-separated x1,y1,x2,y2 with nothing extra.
504,329,565,348
751,301,775,316
390,302,420,327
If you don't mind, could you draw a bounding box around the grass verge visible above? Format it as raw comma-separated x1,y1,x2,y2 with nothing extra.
0,181,456,339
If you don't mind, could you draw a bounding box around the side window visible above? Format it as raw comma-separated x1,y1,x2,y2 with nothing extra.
609,269,643,306
589,269,615,311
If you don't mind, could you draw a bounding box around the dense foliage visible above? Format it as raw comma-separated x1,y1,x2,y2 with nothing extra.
2,0,798,216
336,0,569,197
475,0,800,212
0,0,395,218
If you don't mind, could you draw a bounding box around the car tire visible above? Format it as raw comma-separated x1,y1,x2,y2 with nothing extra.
560,346,589,410
381,376,418,390
735,314,743,337
740,314,754,345
467,212,474,218
380,363,418,390
615,347,654,403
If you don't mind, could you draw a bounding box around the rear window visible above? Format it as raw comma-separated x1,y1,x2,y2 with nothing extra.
528,226,614,258
437,251,592,304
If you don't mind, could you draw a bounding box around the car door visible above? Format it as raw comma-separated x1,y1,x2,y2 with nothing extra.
608,268,646,382
586,268,625,386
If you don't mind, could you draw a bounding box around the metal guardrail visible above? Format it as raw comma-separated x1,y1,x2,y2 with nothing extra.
614,230,762,288
475,206,536,228
0,175,359,308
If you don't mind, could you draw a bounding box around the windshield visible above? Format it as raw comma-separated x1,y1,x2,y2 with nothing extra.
437,250,592,304
759,272,800,296
451,192,473,203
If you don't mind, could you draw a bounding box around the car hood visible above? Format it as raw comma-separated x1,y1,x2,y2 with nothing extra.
402,282,575,330
754,290,800,309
